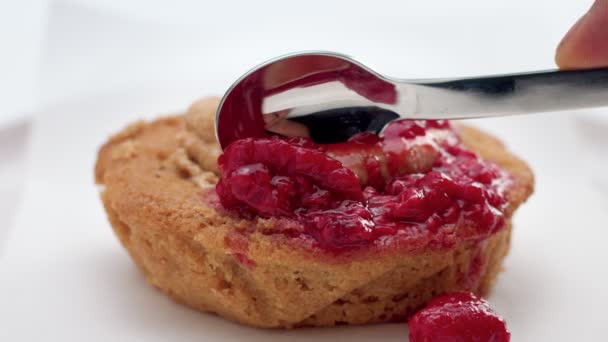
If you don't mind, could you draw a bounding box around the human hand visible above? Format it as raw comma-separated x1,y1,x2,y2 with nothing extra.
556,0,608,69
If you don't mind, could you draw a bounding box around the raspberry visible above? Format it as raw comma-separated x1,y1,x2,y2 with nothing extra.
381,120,427,139
409,291,510,342
218,138,363,202
216,117,510,253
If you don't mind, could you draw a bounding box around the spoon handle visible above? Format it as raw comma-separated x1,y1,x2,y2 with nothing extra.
404,68,608,119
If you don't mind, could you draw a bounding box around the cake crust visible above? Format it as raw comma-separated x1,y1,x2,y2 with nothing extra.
95,97,533,328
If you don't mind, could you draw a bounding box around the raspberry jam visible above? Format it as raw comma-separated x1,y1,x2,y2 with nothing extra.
216,120,510,253
408,291,510,342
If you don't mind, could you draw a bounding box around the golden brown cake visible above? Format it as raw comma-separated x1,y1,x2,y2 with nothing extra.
95,97,533,328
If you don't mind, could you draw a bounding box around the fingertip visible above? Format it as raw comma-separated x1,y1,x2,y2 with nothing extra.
556,0,608,69
555,19,583,69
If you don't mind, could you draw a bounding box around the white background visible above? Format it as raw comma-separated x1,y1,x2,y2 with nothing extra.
0,0,591,115
1,1,607,341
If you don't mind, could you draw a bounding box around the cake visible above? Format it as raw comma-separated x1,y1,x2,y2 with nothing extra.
95,96,533,328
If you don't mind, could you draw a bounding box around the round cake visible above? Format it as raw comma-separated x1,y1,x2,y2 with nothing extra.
95,97,533,328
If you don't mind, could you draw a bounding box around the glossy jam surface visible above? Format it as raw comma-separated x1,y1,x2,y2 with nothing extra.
408,291,510,342
216,120,510,253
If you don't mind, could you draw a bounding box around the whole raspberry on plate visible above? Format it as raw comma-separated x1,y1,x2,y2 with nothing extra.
409,291,510,342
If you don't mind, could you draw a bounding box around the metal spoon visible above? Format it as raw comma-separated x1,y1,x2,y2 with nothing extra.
215,51,608,148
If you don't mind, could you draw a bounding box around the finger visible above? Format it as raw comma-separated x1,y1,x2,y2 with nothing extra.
556,0,608,69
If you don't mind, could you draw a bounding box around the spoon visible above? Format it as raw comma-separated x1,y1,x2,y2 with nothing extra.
215,51,608,149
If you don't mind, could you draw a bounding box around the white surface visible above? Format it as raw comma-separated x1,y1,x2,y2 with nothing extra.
0,1,607,340
0,123,30,250
0,88,607,341
0,0,47,126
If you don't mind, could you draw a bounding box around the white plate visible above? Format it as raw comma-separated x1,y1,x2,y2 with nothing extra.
0,122,29,251
1,87,607,341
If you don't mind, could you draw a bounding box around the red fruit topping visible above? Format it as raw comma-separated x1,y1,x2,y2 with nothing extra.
215,119,511,252
408,291,510,342
381,120,427,139
348,131,382,145
217,138,363,208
